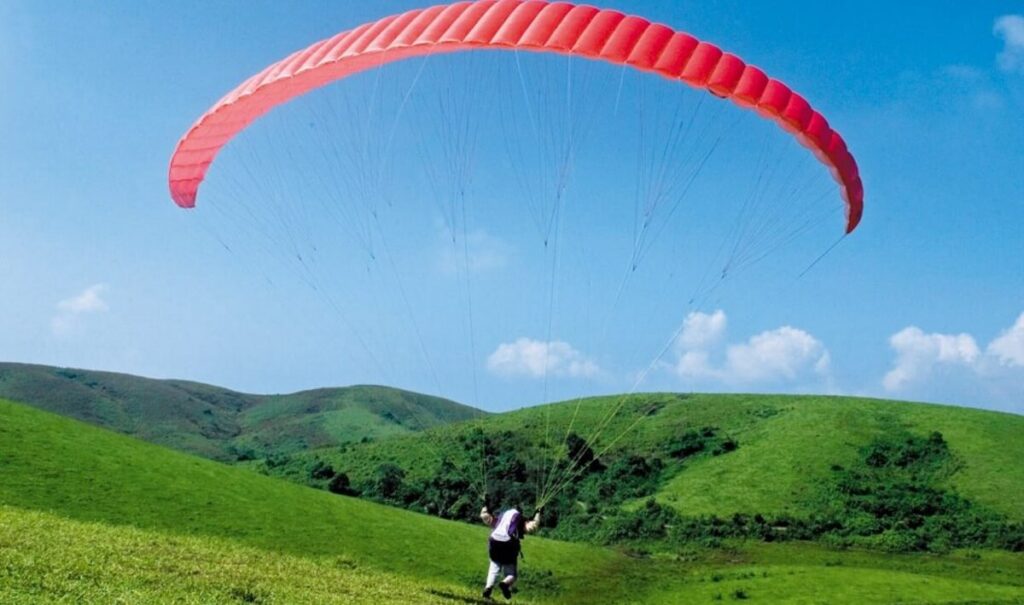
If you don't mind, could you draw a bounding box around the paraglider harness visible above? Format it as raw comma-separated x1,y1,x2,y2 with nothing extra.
488,509,528,565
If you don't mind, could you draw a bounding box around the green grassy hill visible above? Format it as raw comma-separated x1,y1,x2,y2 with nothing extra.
276,393,1023,553
0,362,482,461
0,398,604,603
1,398,1022,604
0,505,462,604
645,394,1023,519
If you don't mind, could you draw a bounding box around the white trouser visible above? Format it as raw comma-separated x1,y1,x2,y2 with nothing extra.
485,560,518,588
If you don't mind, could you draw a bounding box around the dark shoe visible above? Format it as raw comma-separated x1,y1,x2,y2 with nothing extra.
482,587,493,601
498,581,512,600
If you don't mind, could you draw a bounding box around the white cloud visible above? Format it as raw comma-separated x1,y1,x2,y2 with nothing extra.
57,284,108,314
995,15,1024,74
486,338,599,379
986,312,1024,367
675,350,714,379
881,314,1024,411
670,310,830,388
725,327,831,383
51,284,108,336
436,226,512,275
677,309,726,350
882,327,980,391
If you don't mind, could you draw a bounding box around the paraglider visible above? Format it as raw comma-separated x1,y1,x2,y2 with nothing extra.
167,1,864,600
168,0,863,232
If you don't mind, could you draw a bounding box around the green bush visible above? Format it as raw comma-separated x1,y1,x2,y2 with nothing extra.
366,463,405,503
327,472,357,496
309,459,336,481
600,499,679,543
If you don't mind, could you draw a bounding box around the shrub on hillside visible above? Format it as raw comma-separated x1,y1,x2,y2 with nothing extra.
712,438,738,456
826,430,1017,552
264,454,291,469
228,444,258,461
367,463,405,503
600,499,679,543
309,459,336,481
327,472,357,496
666,429,706,459
411,460,475,520
665,426,738,459
565,432,603,473
589,455,663,504
863,529,926,553
996,523,1024,552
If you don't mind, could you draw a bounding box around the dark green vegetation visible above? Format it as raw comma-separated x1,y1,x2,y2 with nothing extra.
0,362,482,461
267,394,1024,555
2,398,1022,604
822,431,1022,552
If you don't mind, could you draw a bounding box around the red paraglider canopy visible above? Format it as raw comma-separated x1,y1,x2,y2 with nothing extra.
168,0,863,232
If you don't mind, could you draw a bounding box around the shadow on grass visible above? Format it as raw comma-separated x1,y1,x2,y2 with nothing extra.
424,588,491,604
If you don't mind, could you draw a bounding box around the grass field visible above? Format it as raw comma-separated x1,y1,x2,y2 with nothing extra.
0,506,467,605
4,504,1023,605
1,398,1022,603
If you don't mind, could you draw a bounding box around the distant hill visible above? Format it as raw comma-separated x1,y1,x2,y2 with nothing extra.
2,398,1022,604
0,362,483,461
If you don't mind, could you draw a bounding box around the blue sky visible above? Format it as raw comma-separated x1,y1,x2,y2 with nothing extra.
1,1,1022,413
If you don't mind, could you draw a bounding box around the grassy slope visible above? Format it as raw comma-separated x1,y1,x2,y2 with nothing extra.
654,395,1024,518
301,393,1023,521
0,362,483,461
0,506,464,605
4,508,1021,605
0,398,619,604
1,399,1022,604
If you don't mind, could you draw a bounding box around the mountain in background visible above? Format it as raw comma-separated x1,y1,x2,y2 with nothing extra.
0,362,483,461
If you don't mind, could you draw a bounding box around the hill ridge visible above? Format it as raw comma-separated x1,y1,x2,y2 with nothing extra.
0,362,484,461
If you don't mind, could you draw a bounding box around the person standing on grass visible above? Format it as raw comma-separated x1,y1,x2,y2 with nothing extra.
480,503,541,601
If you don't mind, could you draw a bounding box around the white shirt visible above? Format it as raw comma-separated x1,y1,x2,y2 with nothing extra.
490,509,522,542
